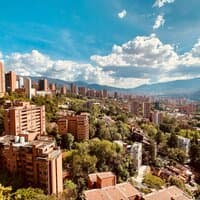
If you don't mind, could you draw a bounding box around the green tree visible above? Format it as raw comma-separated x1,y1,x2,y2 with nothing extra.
190,143,200,172
155,130,164,145
14,188,51,200
142,124,157,138
167,132,178,148
0,184,11,200
167,148,187,164
169,176,185,190
63,180,77,200
61,133,74,150
143,173,165,189
72,148,97,193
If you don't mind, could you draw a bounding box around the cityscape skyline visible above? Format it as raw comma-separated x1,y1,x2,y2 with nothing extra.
0,0,200,89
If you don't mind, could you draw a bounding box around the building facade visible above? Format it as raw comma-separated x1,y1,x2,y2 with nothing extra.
24,77,32,99
4,101,46,136
5,71,16,93
57,114,89,140
0,135,63,195
142,102,151,119
151,111,163,125
38,79,48,91
0,61,5,95
177,135,191,155
130,142,142,170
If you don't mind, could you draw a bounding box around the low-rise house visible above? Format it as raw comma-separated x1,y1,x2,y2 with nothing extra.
88,172,116,189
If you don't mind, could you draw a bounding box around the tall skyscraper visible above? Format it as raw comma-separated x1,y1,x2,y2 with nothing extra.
129,101,141,116
16,76,24,89
78,86,87,96
49,83,56,91
38,79,48,91
142,102,151,119
5,71,16,93
70,83,78,95
0,61,5,95
60,85,67,95
103,89,108,98
24,77,32,99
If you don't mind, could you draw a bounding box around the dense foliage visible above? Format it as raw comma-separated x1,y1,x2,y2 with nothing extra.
143,173,165,189
63,138,136,196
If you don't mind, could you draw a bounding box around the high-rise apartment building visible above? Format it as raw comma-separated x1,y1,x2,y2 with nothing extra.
114,92,118,99
5,71,16,93
70,83,78,95
57,114,89,140
78,87,87,96
0,61,5,95
4,101,46,136
60,86,67,95
103,89,108,98
38,79,48,91
87,89,95,97
49,83,56,91
130,142,142,170
24,77,32,99
0,135,63,195
96,90,103,98
142,102,151,119
16,76,24,89
129,101,141,116
151,111,163,125
177,136,191,155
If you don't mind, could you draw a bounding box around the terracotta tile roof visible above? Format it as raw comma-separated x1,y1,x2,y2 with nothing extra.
116,182,141,198
97,172,115,179
88,172,115,182
103,186,127,200
144,186,192,200
84,189,109,200
88,173,98,182
84,182,140,200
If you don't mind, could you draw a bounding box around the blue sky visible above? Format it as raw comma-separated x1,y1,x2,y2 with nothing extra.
0,0,200,88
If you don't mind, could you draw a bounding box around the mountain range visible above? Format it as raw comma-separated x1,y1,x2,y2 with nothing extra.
30,76,200,100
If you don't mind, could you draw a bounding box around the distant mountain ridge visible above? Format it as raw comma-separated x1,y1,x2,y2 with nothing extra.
29,76,200,98
130,78,200,95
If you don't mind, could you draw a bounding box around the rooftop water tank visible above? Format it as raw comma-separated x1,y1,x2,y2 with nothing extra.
15,136,20,143
20,136,25,144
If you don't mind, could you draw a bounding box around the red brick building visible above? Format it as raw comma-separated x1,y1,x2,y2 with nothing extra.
0,135,63,195
4,101,46,137
57,114,89,140
88,172,116,189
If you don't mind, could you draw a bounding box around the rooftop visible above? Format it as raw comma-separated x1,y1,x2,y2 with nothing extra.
89,172,115,182
84,182,141,200
144,186,192,200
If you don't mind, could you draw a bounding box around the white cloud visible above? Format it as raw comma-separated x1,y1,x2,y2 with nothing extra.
177,39,200,67
153,0,175,8
91,34,178,70
2,34,200,89
118,10,127,19
2,50,149,88
153,15,165,30
91,34,200,84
